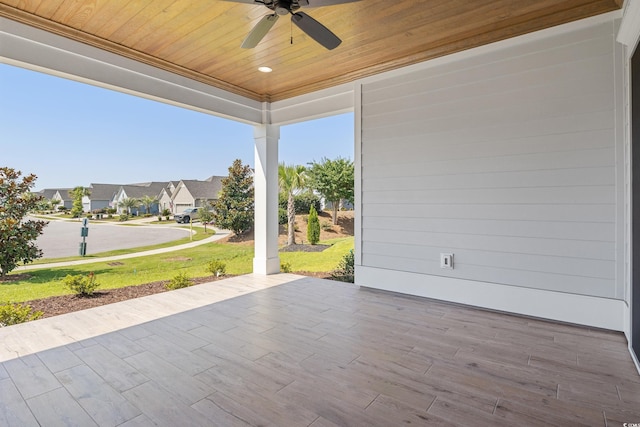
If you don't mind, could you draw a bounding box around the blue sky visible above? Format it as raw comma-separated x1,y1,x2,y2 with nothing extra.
0,63,354,191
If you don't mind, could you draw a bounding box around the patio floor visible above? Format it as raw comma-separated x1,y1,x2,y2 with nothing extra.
1,274,639,426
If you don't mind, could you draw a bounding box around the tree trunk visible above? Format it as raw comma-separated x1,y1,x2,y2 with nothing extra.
287,192,296,246
332,200,338,225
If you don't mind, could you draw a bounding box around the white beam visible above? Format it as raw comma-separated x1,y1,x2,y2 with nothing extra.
0,17,263,124
253,124,280,275
269,82,354,126
617,0,640,56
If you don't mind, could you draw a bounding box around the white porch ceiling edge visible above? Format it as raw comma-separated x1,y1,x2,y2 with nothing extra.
0,17,263,125
0,16,357,127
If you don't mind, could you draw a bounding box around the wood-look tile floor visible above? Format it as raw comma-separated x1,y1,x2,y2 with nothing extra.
1,274,639,426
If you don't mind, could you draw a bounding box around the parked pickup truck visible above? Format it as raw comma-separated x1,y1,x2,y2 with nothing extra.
174,207,200,224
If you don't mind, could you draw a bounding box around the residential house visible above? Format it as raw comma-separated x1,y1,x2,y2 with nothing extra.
39,188,72,210
51,189,73,210
112,182,169,215
170,176,224,214
83,183,121,213
38,188,57,202
157,181,179,213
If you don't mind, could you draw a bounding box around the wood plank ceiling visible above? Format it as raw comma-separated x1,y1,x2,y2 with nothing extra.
0,0,622,102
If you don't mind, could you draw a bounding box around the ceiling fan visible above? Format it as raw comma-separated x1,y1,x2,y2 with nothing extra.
227,0,360,50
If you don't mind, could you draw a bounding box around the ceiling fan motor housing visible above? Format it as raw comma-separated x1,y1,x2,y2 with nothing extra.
272,0,301,15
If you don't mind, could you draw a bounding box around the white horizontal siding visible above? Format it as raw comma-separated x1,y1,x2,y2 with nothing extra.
363,167,615,191
362,217,615,242
364,203,613,223
359,18,622,299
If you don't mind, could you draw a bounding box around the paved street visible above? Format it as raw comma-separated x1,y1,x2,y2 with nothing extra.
33,218,191,258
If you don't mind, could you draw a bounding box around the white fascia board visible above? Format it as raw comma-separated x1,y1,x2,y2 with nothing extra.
617,0,640,55
0,17,263,124
269,82,355,126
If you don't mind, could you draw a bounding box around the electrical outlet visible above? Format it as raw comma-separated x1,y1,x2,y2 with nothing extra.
440,253,453,269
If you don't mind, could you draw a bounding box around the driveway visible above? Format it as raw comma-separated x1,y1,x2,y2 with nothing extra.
33,218,191,258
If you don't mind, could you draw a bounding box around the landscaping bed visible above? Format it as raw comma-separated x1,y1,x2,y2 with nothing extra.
22,271,332,319
24,275,226,318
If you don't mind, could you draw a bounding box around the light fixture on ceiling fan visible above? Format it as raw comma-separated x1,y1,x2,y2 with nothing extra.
226,0,360,50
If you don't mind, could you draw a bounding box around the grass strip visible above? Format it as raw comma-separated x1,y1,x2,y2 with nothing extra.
2,237,353,303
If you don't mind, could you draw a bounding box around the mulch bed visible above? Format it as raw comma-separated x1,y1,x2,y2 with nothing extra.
24,275,226,319
279,244,330,252
17,272,334,319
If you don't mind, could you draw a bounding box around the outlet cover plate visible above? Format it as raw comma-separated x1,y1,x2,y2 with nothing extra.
440,253,454,269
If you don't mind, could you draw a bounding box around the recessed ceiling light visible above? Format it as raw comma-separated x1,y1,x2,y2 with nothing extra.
258,66,272,73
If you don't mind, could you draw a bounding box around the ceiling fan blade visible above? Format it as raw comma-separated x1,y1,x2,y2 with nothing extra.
241,14,279,48
303,0,361,7
291,12,341,50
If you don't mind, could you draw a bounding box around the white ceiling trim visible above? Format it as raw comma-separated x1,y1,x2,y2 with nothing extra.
617,0,640,56
0,17,263,124
269,82,355,126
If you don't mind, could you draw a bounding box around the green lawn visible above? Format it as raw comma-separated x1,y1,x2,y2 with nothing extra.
1,237,353,303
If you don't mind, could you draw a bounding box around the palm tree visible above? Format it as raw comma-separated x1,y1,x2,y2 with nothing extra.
50,198,61,212
278,163,307,246
139,195,158,215
118,197,140,216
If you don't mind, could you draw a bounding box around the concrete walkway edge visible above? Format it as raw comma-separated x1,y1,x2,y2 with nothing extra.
18,229,231,271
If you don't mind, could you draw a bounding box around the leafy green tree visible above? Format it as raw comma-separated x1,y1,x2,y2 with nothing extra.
307,204,320,245
69,186,89,218
278,163,307,246
212,159,254,235
139,195,158,215
118,197,140,215
0,167,48,279
307,157,354,225
199,201,214,233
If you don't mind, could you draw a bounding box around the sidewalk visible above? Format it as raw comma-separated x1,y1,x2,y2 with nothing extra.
19,225,230,271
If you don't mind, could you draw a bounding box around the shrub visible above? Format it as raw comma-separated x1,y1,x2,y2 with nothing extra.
331,250,354,283
119,213,129,222
278,192,321,215
307,205,320,245
0,302,43,327
321,221,333,231
166,271,192,290
64,272,100,296
278,207,288,225
280,262,292,273
57,206,68,212
207,259,227,277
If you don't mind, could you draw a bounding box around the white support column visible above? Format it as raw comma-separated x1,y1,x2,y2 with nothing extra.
253,124,280,275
